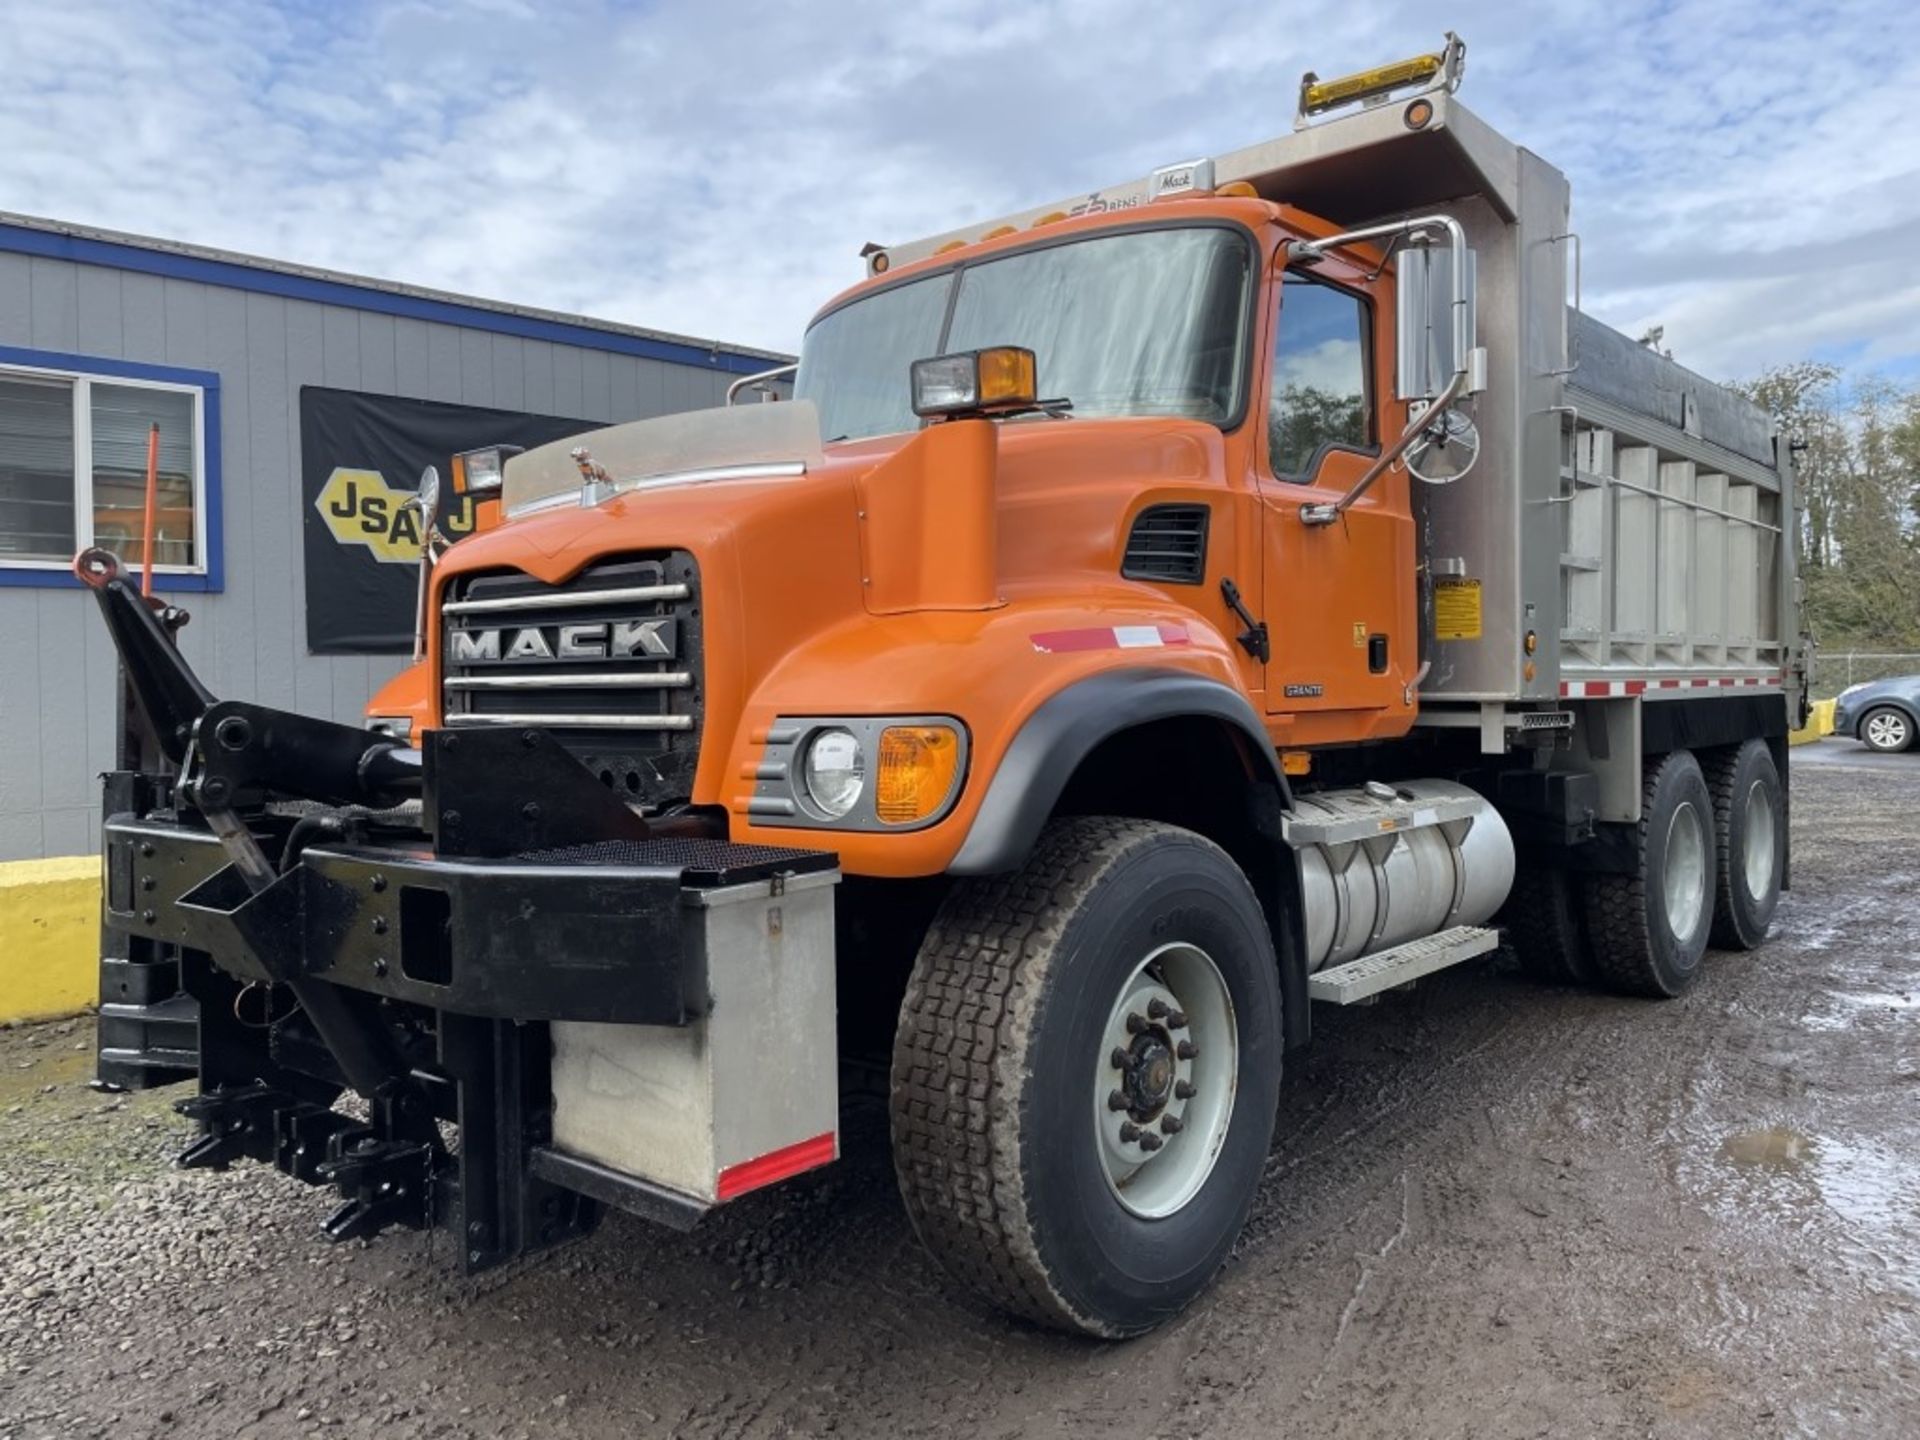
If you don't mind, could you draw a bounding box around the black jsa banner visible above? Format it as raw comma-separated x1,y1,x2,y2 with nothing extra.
300,387,600,654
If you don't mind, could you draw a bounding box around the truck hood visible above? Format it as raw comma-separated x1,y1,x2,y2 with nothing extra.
501,400,830,519
435,407,1224,600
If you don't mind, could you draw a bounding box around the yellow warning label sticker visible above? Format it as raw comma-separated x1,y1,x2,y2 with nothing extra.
1434,576,1483,641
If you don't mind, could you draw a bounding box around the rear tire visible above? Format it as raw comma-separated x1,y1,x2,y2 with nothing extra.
1501,865,1594,985
1860,706,1914,754
1582,750,1716,998
1704,740,1783,950
890,816,1282,1338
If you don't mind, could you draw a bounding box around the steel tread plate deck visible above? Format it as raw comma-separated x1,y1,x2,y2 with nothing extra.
1306,925,1499,1005
516,837,837,887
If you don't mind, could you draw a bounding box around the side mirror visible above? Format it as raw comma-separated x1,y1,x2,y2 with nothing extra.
1395,241,1484,401
412,464,444,534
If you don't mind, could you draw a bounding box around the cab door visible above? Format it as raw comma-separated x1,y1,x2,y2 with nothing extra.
1256,257,1417,743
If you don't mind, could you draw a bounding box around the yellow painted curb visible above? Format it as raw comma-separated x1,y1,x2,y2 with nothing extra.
0,855,100,1023
1789,697,1835,746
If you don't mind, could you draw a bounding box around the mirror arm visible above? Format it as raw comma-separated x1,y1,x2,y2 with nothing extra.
1293,211,1474,529
412,541,433,663
727,362,799,405
1291,213,1472,383
1300,369,1466,527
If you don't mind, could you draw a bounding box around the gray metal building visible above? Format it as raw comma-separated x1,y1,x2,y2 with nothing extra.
0,213,788,861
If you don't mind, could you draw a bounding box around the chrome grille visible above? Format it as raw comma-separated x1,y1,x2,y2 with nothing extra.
440,554,703,804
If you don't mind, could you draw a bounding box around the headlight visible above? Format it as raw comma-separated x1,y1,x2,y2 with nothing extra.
802,727,866,818
760,717,967,830
453,444,521,496
1837,683,1867,701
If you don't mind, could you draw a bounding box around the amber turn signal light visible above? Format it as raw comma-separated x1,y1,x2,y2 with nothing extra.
876,725,962,825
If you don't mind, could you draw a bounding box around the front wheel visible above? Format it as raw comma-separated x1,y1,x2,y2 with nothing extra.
1860,706,1915,754
890,817,1282,1337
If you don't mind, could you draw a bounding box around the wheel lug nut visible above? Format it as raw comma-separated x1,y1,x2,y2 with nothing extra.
1166,1009,1189,1030
1175,1080,1196,1100
1119,1121,1141,1143
1137,1132,1164,1152
1160,1115,1184,1135
1107,1090,1130,1112
1126,1013,1149,1035
1177,1040,1198,1060
1147,998,1169,1020
1110,1047,1130,1070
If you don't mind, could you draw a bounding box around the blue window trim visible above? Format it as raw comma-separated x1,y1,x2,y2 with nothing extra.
0,222,779,377
0,344,224,593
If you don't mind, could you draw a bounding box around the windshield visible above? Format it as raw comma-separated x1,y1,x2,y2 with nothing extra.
795,226,1253,443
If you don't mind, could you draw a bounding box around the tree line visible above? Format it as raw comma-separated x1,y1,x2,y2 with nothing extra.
1740,364,1920,654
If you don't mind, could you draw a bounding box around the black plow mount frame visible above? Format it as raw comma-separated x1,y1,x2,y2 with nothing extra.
76,548,833,1268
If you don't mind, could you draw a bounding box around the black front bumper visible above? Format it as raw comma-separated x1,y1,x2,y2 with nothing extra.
104,815,828,1027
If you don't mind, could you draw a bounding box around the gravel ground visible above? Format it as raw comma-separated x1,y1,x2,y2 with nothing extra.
3,738,1917,1439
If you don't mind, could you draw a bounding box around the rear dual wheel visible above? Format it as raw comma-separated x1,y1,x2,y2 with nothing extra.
1705,739,1784,951
890,817,1281,1338
1512,743,1782,998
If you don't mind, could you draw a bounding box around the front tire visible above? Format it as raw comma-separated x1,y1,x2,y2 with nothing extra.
1705,739,1784,950
890,816,1282,1338
1860,706,1915,754
1582,750,1716,998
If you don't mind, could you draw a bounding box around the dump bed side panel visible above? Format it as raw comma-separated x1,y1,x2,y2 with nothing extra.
1549,318,1795,705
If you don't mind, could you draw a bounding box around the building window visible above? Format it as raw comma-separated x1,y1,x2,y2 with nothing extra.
0,364,207,573
1268,272,1374,480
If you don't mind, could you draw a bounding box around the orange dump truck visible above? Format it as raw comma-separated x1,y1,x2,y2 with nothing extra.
88,35,1803,1337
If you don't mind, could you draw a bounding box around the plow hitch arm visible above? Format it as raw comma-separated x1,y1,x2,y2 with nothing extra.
74,547,423,813
77,547,436,1132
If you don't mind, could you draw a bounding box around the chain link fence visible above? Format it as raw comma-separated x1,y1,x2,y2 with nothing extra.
1814,652,1920,691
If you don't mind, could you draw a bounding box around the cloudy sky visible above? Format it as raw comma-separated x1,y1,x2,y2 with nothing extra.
3,0,1914,384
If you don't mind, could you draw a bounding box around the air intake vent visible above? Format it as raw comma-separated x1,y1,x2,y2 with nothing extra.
1122,504,1210,585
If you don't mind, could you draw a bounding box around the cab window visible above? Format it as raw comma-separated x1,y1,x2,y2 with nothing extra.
1268,273,1373,479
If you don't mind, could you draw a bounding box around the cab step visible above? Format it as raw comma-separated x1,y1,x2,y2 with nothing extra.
1305,925,1500,1005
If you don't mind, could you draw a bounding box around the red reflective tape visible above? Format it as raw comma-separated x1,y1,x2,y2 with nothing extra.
1031,627,1116,653
716,1131,837,1202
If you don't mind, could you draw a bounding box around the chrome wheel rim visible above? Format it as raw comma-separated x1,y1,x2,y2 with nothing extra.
1094,942,1237,1219
1866,711,1909,750
1664,800,1708,942
1742,779,1776,900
